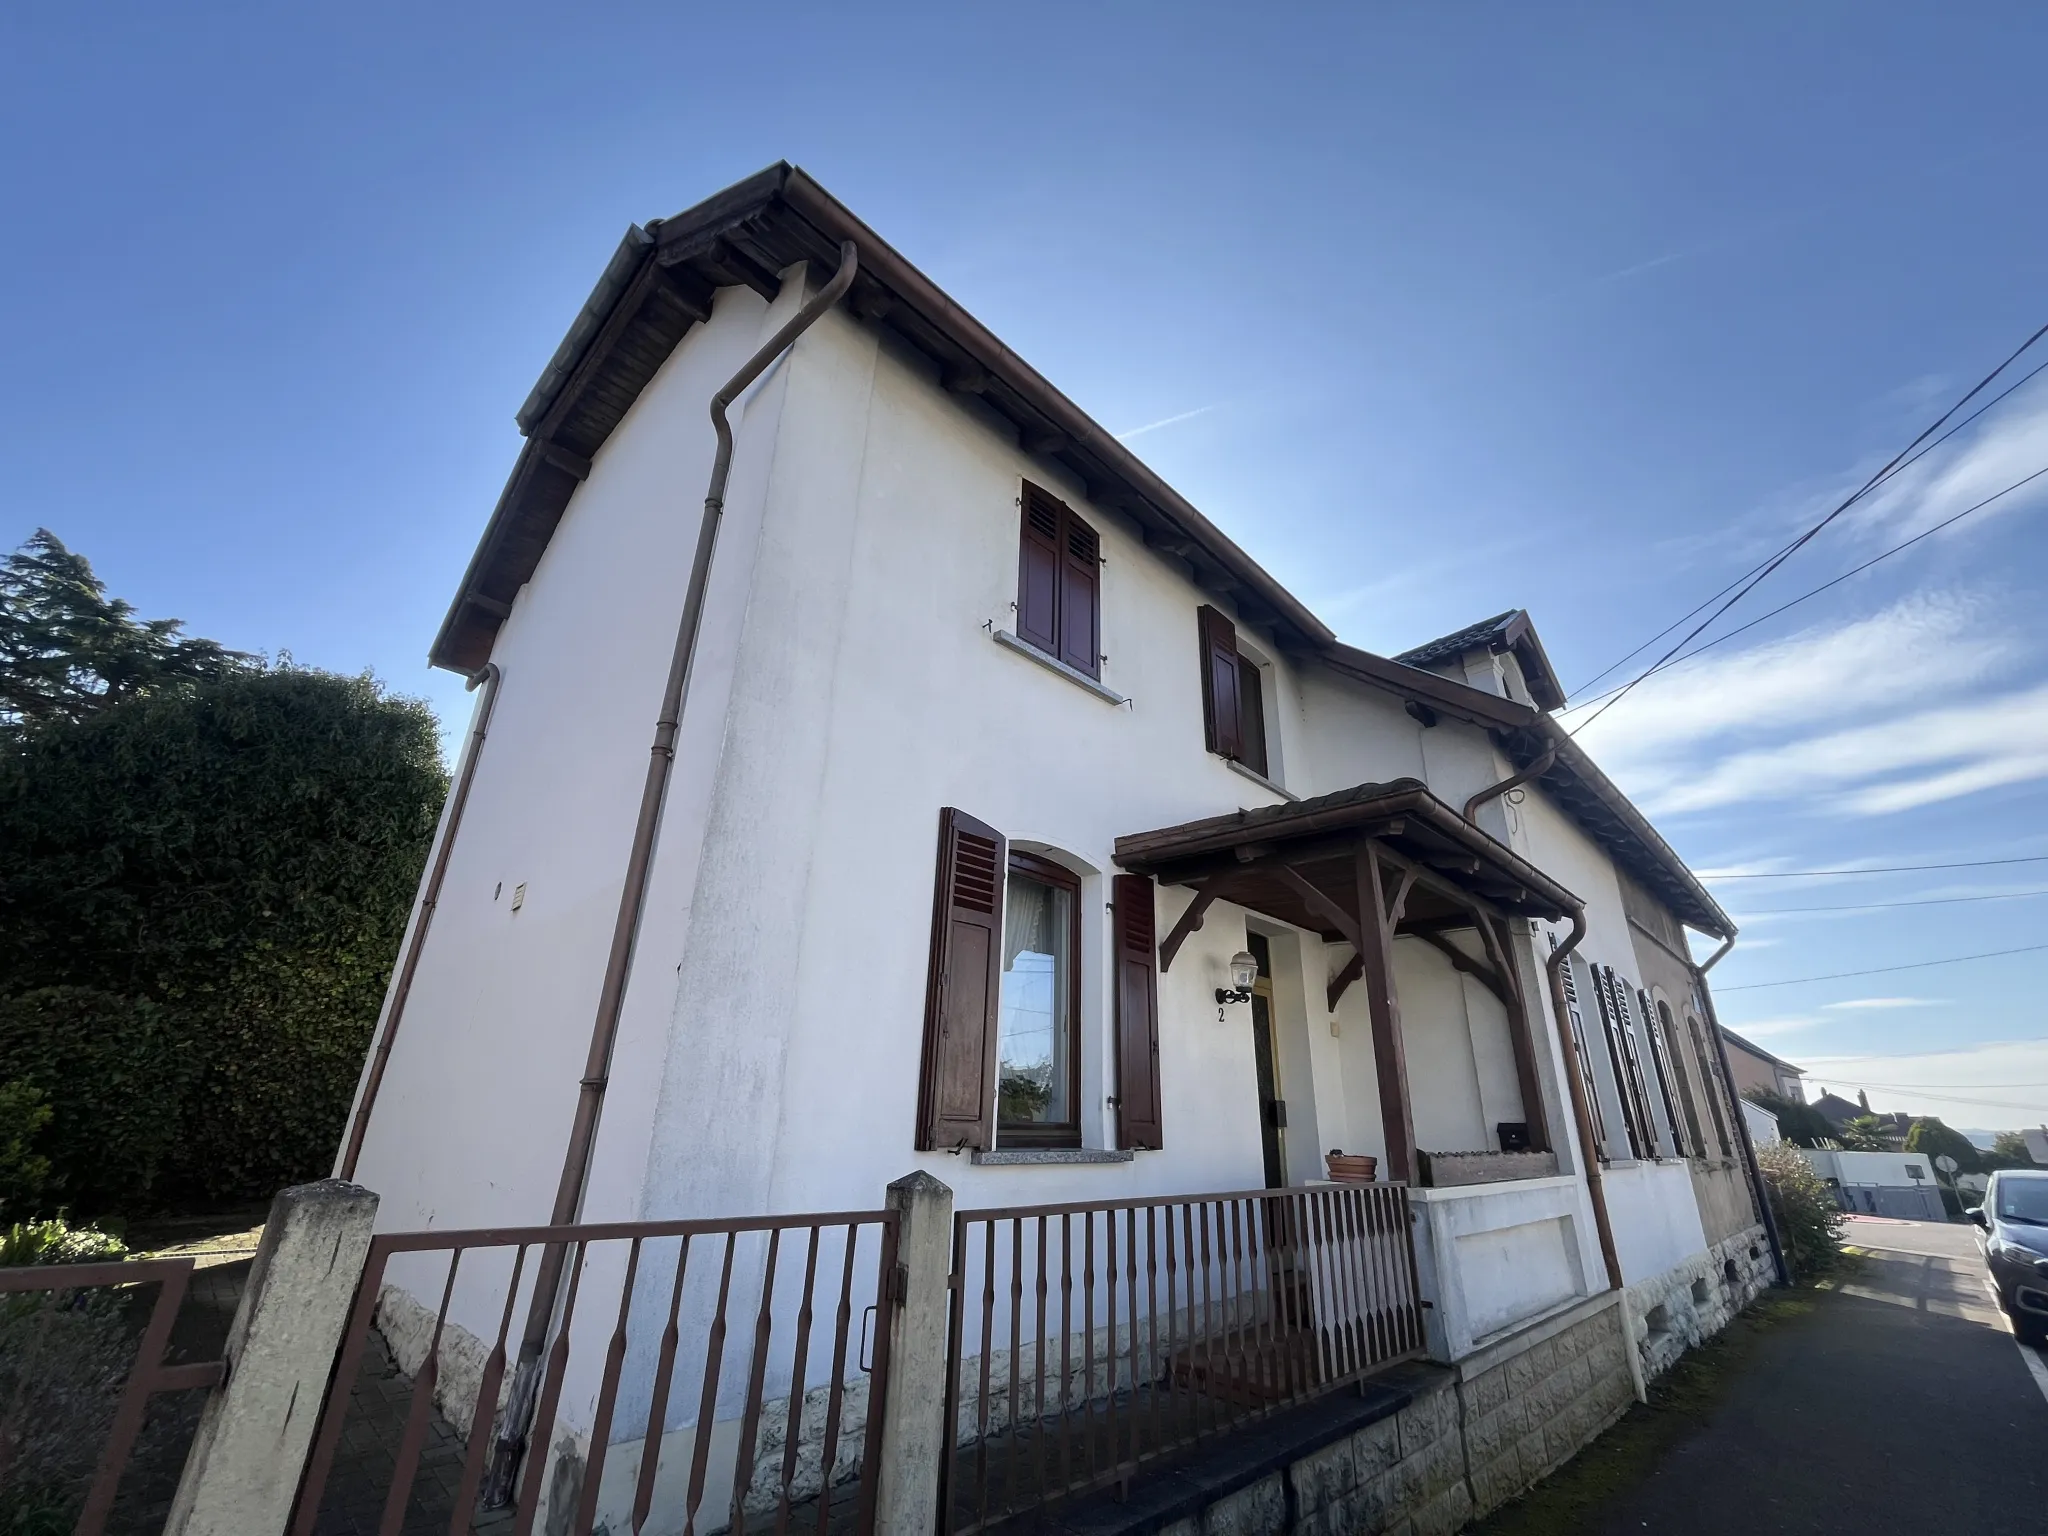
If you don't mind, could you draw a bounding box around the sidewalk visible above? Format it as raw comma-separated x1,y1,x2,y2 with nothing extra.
1475,1218,2048,1535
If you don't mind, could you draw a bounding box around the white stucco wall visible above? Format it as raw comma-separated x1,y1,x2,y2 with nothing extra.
344,275,807,1236
344,261,1730,1424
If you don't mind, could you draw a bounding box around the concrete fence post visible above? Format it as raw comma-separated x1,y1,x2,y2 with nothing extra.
873,1170,954,1536
164,1178,379,1536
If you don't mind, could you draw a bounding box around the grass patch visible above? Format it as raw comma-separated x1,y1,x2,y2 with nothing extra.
1468,1292,1818,1535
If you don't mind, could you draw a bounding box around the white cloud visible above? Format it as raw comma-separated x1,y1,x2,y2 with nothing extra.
1798,1038,2048,1130
1566,592,2003,757
1115,403,1220,442
1723,1014,1825,1039
1821,997,1949,1011
1644,681,2048,815
1564,592,2048,817
1845,383,2048,544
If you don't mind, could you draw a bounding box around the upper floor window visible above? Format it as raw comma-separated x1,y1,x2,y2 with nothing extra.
1016,482,1101,679
1197,605,1270,778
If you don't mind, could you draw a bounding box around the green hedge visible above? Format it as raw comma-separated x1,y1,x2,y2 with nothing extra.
0,666,446,1212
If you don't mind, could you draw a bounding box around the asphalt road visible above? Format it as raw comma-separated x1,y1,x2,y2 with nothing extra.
1589,1215,2048,1535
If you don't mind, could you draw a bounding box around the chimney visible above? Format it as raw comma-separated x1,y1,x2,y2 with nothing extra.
1858,1090,1871,1113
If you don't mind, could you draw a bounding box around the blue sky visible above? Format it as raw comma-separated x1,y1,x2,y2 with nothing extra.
5,5,2045,1129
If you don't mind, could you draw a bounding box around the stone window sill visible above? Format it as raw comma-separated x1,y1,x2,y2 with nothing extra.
991,630,1128,705
971,1147,1136,1167
1225,757,1298,801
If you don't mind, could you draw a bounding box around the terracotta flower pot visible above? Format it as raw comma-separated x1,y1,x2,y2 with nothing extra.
1324,1151,1378,1184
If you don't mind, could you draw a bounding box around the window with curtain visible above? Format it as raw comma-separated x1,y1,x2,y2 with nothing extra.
996,853,1080,1145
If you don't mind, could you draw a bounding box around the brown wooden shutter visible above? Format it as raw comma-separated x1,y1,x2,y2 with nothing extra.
1112,873,1164,1149
1236,654,1268,777
916,808,1006,1151
1017,486,1061,656
1198,605,1243,760
1058,511,1101,678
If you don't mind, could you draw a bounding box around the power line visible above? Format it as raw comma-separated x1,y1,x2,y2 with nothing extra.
1802,1084,2048,1113
1566,460,2048,712
1714,941,2048,991
1738,887,2048,915
1706,855,2048,880
1567,319,2048,736
1566,347,2048,701
1814,1080,2048,1092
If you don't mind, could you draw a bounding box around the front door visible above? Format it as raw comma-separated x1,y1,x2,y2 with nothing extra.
1247,933,1286,1189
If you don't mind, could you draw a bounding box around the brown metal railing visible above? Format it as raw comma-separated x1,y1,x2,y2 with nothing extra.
0,1256,229,1536
288,1209,899,1536
939,1183,1424,1534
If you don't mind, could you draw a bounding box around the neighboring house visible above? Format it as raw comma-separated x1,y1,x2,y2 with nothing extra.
2027,1127,2048,1163
1801,1148,1946,1221
339,164,1776,1529
1810,1090,1910,1146
1720,1029,1806,1103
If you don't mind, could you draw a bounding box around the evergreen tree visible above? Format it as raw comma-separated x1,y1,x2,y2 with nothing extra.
0,528,251,733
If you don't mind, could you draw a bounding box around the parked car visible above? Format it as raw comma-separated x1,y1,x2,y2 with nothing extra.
1968,1169,2048,1345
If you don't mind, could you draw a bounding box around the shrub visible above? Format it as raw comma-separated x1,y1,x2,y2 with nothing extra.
0,1078,53,1217
1755,1141,1845,1279
0,1215,127,1268
0,665,445,1211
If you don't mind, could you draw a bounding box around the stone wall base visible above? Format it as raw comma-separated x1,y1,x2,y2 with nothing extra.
1624,1223,1773,1380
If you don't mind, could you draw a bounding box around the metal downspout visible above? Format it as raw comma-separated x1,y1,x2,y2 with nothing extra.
485,242,860,1505
1463,744,1556,825
1695,936,1792,1285
1544,907,1624,1291
339,661,502,1180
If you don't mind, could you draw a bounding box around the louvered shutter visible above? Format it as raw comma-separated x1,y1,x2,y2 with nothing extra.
916,808,1006,1151
1017,487,1062,656
1638,988,1685,1157
1555,942,1613,1158
1586,961,1644,1158
1198,606,1244,760
1112,873,1163,1149
1058,511,1101,677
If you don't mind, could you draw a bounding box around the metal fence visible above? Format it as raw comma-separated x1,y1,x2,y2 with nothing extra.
288,1209,900,1536
0,1256,231,1536
938,1184,1424,1535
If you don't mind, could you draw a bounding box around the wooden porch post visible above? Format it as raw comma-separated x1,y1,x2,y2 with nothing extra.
1355,842,1416,1184
1477,913,1552,1154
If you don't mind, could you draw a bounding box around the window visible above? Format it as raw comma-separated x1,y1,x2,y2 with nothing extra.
1016,482,1101,679
996,853,1081,1146
1197,605,1271,775
916,809,1163,1154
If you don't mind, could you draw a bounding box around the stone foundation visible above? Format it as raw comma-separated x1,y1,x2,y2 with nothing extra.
1456,1291,1637,1521
1066,1291,1641,1536
1624,1223,1773,1379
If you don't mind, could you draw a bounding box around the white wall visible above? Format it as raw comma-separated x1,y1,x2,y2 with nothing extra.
345,275,803,1235
1802,1148,1938,1189
350,263,1722,1378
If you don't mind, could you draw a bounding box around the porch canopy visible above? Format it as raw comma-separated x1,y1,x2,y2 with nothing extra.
1114,778,1584,1184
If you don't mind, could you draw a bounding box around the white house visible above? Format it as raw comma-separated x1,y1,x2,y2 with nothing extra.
335,164,1778,1533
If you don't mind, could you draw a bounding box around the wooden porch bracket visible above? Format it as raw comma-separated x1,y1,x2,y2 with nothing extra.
1157,878,1222,972
1474,914,1552,1154
1411,929,1507,1003
1356,842,1416,1185
1327,949,1362,1013
1275,865,1364,952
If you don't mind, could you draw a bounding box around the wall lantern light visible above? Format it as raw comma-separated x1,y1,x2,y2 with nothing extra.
1216,951,1259,1006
